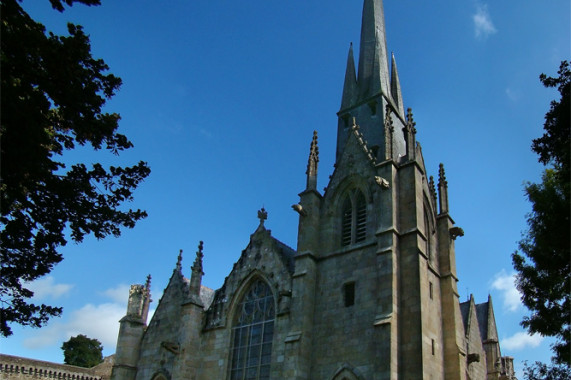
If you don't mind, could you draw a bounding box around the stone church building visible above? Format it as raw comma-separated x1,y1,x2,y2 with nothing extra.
110,1,516,379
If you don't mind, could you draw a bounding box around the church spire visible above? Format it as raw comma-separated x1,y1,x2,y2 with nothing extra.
357,0,391,99
340,43,357,111
390,53,405,117
306,131,319,191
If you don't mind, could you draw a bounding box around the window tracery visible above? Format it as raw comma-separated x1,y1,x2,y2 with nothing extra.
229,279,275,380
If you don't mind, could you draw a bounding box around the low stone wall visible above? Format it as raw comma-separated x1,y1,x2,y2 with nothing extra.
0,354,113,380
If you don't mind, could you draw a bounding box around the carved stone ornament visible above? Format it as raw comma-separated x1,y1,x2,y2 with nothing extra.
449,226,464,240
161,341,180,355
374,176,390,189
291,203,307,216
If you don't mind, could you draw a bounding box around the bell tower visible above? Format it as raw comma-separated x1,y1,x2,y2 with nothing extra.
293,0,466,378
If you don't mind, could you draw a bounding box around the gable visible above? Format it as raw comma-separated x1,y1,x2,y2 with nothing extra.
204,226,295,329
325,123,378,201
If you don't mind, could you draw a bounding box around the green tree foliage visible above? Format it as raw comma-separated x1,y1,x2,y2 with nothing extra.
61,334,103,368
522,361,571,380
0,0,151,337
512,61,570,367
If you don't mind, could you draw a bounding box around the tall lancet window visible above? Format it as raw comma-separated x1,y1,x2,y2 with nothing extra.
423,204,433,262
341,189,367,246
230,279,275,380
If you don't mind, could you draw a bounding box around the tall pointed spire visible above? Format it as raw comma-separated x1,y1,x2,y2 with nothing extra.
306,131,319,191
390,53,405,117
357,0,391,99
340,43,357,111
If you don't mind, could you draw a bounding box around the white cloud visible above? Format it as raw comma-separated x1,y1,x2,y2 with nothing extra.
23,303,124,351
491,270,522,312
501,332,543,351
473,3,497,39
22,284,156,354
25,276,74,300
101,284,131,305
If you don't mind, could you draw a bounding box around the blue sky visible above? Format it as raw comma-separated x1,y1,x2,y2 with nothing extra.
3,0,569,377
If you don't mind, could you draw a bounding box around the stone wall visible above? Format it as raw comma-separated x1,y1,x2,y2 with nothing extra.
0,354,113,380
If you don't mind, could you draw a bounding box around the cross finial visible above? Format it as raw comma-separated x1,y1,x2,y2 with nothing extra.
258,207,268,226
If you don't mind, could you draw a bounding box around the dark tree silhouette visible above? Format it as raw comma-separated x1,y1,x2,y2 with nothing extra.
0,0,150,336
512,61,570,370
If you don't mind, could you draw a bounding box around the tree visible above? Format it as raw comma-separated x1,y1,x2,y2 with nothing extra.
512,61,570,367
522,361,571,380
61,334,103,368
0,0,151,337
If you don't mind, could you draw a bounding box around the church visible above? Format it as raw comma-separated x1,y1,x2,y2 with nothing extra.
110,1,516,379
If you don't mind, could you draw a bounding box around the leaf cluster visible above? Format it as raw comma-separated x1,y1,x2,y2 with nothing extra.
0,0,150,336
61,334,103,368
512,61,571,366
522,361,571,380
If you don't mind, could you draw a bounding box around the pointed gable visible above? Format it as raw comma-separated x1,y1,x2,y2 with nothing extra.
326,121,377,198
204,216,295,330
476,295,499,343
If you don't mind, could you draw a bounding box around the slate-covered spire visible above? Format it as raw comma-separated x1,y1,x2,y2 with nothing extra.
390,53,405,117
306,131,319,191
357,0,391,99
340,43,357,111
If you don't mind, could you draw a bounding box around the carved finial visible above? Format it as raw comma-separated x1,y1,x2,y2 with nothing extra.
352,117,357,129
306,131,319,190
438,163,447,188
145,274,152,291
176,249,183,272
429,175,437,205
403,107,417,161
258,207,268,226
406,108,416,134
192,241,204,274
438,163,449,214
384,105,394,161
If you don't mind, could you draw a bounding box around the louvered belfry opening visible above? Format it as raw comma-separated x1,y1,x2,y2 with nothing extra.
355,192,367,243
341,189,367,247
342,198,353,246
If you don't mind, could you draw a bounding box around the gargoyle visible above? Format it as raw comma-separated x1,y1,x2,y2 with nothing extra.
374,176,390,189
291,204,307,216
449,226,464,240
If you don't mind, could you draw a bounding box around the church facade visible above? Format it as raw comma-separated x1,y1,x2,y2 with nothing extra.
110,1,516,379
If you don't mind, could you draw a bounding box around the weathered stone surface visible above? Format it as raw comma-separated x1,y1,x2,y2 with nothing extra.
108,1,516,379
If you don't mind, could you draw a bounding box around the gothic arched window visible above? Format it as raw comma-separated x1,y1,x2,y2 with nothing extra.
423,203,434,262
230,279,275,380
341,189,367,246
